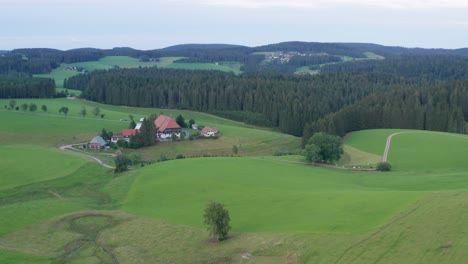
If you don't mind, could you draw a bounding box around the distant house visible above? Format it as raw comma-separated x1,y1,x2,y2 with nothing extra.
200,127,219,137
191,123,199,130
111,128,139,143
154,115,181,141
88,136,108,150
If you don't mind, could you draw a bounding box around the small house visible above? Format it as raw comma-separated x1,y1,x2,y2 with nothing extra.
200,127,219,137
88,136,108,150
111,129,139,143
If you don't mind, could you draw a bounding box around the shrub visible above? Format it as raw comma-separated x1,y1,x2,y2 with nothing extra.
176,154,185,159
376,162,392,171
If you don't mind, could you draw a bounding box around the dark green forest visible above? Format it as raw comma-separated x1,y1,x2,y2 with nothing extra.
0,76,55,98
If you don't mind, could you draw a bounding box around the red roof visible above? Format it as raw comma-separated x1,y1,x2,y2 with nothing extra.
122,129,138,137
200,127,219,135
154,115,181,132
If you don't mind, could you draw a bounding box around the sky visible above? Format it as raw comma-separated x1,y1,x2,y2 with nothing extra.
1,0,468,50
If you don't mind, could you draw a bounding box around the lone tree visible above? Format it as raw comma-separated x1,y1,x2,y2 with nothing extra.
203,201,231,241
303,132,343,163
114,153,131,173
41,105,47,112
59,106,69,116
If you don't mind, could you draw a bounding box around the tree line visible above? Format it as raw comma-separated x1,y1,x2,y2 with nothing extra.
67,68,419,136
0,76,55,98
302,81,468,145
321,55,468,81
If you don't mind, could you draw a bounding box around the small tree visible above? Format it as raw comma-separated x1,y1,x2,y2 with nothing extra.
41,105,47,112
80,106,87,117
21,103,28,111
203,201,231,241
29,103,37,112
9,99,16,110
59,106,69,116
232,145,238,155
92,106,101,117
376,162,392,172
188,119,195,128
129,120,137,129
176,114,187,128
114,153,131,173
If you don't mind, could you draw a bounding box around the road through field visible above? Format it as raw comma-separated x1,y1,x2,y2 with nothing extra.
382,132,407,162
59,144,115,169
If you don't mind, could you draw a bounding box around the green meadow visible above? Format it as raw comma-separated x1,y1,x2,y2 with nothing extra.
1,95,468,264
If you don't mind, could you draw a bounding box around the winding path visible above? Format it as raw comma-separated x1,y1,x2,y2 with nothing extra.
59,144,115,169
382,132,407,162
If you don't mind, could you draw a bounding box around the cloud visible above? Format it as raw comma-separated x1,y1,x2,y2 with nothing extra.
202,0,468,9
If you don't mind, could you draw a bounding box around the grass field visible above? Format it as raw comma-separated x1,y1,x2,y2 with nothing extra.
2,98,468,263
344,129,468,170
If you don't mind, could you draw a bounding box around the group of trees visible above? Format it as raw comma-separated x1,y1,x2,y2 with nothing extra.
302,82,468,143
0,76,55,98
69,68,405,136
4,99,48,113
67,67,468,138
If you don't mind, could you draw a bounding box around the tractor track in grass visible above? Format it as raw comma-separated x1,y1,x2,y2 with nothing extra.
333,195,433,264
59,144,115,169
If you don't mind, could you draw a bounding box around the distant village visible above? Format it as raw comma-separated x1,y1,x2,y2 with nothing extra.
87,114,219,150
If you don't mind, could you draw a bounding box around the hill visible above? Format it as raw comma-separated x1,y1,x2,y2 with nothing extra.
161,43,247,51
343,129,468,171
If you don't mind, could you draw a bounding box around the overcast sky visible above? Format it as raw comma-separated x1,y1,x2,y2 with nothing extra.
1,0,468,50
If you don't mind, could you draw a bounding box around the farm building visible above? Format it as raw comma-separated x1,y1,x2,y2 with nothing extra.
154,115,181,141
200,127,219,137
111,128,139,143
88,136,108,150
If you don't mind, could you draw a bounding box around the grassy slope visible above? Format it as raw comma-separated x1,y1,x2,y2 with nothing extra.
388,132,468,171
0,146,87,190
123,157,468,233
0,98,300,155
344,129,468,171
1,103,468,264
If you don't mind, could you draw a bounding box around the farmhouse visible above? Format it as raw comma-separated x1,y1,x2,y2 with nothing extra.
154,115,181,141
200,127,219,137
88,136,108,150
111,128,139,143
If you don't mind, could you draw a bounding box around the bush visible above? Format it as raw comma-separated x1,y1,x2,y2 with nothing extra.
159,154,169,162
176,154,185,159
116,139,128,148
376,162,392,171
